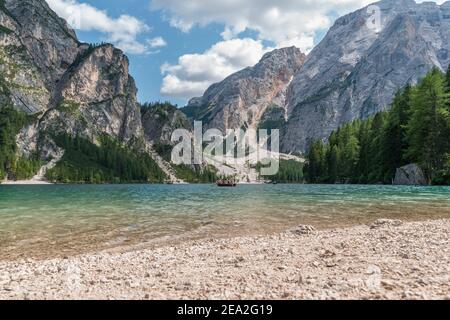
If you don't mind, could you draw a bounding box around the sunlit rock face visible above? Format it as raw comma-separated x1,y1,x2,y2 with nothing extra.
182,47,306,132
44,44,144,144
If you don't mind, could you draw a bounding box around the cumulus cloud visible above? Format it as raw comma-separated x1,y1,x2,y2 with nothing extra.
157,1,444,99
151,0,378,53
147,37,167,48
154,0,380,99
46,0,164,55
160,38,270,98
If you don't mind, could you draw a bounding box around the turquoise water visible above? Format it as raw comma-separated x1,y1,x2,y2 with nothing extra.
0,184,449,260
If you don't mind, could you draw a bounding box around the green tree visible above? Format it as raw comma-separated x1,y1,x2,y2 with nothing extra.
406,68,450,182
0,104,41,180
46,134,167,183
380,87,411,182
356,119,373,183
306,140,327,183
327,145,339,183
445,64,450,92
306,68,450,186
366,112,386,183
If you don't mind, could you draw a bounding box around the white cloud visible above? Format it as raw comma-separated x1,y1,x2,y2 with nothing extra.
151,0,378,53
46,0,165,55
156,0,446,100
160,38,270,98
147,36,167,48
153,0,377,99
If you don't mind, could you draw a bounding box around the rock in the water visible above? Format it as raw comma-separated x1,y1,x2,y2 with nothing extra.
393,164,427,186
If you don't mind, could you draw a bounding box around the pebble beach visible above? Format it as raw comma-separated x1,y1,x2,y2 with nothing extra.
0,219,449,300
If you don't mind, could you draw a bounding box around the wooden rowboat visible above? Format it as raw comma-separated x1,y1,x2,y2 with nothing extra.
216,180,237,187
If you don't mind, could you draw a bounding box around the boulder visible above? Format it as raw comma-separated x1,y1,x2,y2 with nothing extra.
393,164,427,186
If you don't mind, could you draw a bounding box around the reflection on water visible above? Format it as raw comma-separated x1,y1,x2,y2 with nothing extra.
0,184,449,260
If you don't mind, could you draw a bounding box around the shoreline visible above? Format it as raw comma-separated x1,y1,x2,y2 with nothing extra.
0,218,448,300
1,182,448,186
1,180,53,185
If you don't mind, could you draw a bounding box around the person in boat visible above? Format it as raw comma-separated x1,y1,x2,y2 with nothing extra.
217,179,236,186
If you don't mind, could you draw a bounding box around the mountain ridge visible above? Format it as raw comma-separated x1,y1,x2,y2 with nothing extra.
182,0,450,154
182,46,306,132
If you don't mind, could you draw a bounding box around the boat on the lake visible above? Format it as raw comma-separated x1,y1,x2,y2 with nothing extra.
216,179,237,187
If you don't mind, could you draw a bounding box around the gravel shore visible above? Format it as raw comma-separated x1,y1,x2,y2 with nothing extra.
0,219,449,300
0,180,52,185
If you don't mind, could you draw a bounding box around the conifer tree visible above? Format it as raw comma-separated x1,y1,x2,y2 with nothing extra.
356,119,372,183
306,140,327,183
406,68,449,182
304,68,449,185
445,64,450,92
328,145,339,183
367,112,385,182
380,87,411,182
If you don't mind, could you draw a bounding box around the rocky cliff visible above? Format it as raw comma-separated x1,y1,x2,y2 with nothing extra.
282,0,450,153
0,0,144,162
142,103,192,146
182,47,306,132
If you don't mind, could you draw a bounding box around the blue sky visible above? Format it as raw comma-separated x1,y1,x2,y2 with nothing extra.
75,6,225,107
46,0,444,107
48,0,228,106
